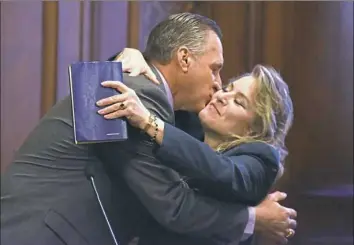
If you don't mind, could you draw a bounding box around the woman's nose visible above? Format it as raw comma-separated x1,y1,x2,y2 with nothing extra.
216,91,227,105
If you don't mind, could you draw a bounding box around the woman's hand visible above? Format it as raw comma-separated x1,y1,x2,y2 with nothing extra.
96,48,159,124
115,48,159,84
96,81,150,129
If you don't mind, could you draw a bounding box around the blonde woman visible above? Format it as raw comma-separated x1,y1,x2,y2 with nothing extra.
98,63,292,202
97,52,296,244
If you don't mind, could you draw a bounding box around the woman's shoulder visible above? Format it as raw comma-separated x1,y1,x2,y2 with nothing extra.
225,141,280,165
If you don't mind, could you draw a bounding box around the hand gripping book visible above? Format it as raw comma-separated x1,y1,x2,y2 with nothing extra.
68,61,128,144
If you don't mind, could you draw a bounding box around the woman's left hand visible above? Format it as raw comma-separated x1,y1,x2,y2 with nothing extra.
96,81,150,129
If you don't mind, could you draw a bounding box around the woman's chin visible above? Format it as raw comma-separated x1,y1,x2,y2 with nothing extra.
200,117,219,133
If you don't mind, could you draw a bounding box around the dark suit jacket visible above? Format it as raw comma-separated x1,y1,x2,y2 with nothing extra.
1,70,250,245
136,115,280,245
156,123,280,206
174,110,205,141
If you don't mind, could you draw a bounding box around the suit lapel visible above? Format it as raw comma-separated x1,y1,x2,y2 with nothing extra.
149,65,167,94
149,65,175,125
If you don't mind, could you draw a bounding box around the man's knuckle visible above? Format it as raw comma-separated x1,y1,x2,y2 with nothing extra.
127,98,134,105
112,104,118,111
291,220,297,229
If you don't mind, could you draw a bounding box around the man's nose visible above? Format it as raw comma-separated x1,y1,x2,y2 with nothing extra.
212,81,221,93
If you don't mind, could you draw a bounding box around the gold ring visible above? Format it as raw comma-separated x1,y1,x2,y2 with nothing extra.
286,229,294,238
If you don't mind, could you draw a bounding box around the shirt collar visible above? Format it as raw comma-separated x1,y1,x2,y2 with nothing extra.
153,66,174,109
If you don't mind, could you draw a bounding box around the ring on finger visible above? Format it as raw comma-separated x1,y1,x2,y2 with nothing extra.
285,229,294,238
119,102,126,109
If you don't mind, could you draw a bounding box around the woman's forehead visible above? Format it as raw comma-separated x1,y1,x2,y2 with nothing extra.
224,73,251,86
231,75,254,89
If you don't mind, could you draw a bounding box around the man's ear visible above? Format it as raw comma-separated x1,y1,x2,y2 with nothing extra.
176,46,192,73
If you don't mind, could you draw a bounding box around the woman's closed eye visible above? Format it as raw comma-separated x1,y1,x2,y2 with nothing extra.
234,99,246,108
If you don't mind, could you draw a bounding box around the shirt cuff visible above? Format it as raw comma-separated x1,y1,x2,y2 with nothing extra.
241,207,256,241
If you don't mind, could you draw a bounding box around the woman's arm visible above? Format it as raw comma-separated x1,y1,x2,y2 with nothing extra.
130,110,280,204
155,122,280,204
97,82,280,204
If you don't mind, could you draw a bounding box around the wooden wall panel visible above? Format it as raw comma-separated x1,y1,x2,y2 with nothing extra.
276,3,352,244
245,2,264,69
194,2,353,244
210,2,250,80
261,2,290,71
41,1,59,116
128,1,140,49
287,2,353,189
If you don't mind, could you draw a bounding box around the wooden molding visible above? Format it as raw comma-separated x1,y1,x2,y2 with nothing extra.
127,1,140,48
41,1,58,116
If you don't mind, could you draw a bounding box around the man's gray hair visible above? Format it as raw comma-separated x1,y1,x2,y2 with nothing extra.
144,13,222,64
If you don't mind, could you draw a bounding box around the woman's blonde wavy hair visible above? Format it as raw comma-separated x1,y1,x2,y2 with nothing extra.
216,65,294,166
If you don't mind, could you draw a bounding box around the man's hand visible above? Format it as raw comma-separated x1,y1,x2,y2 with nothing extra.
254,191,297,244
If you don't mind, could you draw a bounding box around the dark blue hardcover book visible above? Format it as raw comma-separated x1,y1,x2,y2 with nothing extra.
68,61,128,144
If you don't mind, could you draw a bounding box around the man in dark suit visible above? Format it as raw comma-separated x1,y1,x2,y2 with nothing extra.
1,13,295,245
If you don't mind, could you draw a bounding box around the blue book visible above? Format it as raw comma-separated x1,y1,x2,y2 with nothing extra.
68,61,128,144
